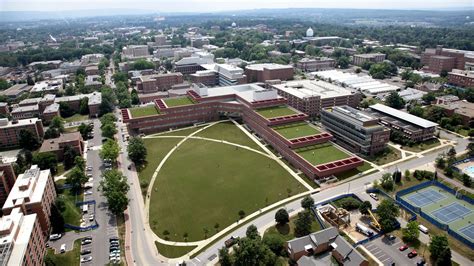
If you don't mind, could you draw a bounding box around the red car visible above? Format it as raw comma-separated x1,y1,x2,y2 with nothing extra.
408,250,418,258
399,244,409,251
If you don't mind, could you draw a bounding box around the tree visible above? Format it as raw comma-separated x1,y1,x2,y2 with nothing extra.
112,72,129,84
0,78,10,90
359,201,372,215
238,210,246,219
218,247,233,266
74,156,86,172
447,147,456,158
100,113,117,125
392,170,402,183
376,199,400,233
99,139,120,163
232,237,276,266
99,169,130,215
66,166,87,192
294,211,312,237
78,123,93,139
422,92,436,104
462,174,472,188
50,116,65,133
404,169,411,180
44,128,60,139
59,102,75,118
301,196,314,210
27,75,35,85
131,89,139,105
262,234,285,256
246,225,260,240
127,137,147,166
79,97,89,115
429,235,451,266
435,157,446,169
402,221,420,243
409,105,424,117
274,208,289,225
380,173,395,191
18,129,40,150
33,152,58,175
337,56,350,69
131,59,155,70
468,142,474,157
63,145,79,169
101,123,117,139
385,92,405,109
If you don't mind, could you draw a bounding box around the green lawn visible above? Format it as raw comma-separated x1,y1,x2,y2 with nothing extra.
149,139,307,242
263,212,322,242
334,162,373,180
295,143,350,166
164,97,194,107
129,106,159,118
152,126,205,137
138,138,182,198
64,126,79,133
272,122,320,140
195,121,263,151
155,242,197,258
256,106,297,118
401,139,441,152
56,187,83,226
63,114,89,123
44,239,81,266
368,146,402,165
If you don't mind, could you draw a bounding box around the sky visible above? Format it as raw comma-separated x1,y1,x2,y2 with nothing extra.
0,0,472,12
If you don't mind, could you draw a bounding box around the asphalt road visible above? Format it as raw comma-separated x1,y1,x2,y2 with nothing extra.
116,118,469,266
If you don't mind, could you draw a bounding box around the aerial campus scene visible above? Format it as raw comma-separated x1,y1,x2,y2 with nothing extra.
0,0,473,266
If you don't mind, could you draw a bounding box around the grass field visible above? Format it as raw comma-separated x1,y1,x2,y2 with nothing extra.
63,114,89,123
164,97,195,107
334,162,373,180
369,147,402,165
195,121,263,151
45,239,81,266
256,106,297,118
295,143,350,166
57,187,83,226
402,139,441,152
151,126,205,137
149,139,307,242
272,122,320,140
129,105,159,118
155,242,197,258
263,212,322,242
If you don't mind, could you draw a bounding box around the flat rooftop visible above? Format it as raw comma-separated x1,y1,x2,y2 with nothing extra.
163,96,195,107
129,105,159,118
295,143,350,166
329,105,378,123
198,83,282,103
256,106,298,119
370,103,438,128
272,122,321,140
245,63,293,71
0,118,39,128
437,101,474,118
272,80,353,100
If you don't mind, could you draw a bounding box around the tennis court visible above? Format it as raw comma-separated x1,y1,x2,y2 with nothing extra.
405,187,446,207
431,202,472,223
459,224,474,241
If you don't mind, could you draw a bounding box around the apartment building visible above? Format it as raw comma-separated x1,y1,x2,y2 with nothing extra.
436,100,474,127
174,52,214,75
122,45,150,60
352,53,386,66
0,164,16,211
321,106,390,156
448,69,474,87
10,105,40,120
190,70,218,86
38,132,84,161
270,80,362,118
2,165,56,234
137,73,184,93
421,45,474,74
367,103,438,142
201,64,247,86
0,118,44,149
0,84,31,100
296,57,336,72
244,63,294,83
0,208,45,266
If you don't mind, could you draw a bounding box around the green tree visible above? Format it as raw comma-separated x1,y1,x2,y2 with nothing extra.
131,89,139,105
66,166,87,192
100,113,117,125
246,225,260,240
294,211,312,237
380,173,394,191
358,201,372,215
274,208,289,225
409,105,424,117
127,137,147,166
101,123,117,139
74,156,86,172
422,92,436,104
99,169,130,215
63,145,79,169
232,237,276,266
384,92,405,109
44,128,60,139
0,78,10,90
99,139,120,163
78,123,93,139
218,247,233,266
50,116,65,133
337,56,350,69
262,234,285,256
33,152,58,175
79,97,89,115
301,196,314,210
59,102,75,117
462,174,472,188
402,221,420,243
429,235,451,266
18,129,40,150
376,199,400,233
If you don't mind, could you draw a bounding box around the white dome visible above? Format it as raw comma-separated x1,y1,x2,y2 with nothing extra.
231,22,237,27
306,27,314,37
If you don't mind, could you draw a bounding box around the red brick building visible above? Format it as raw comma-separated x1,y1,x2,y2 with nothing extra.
245,63,294,83
421,45,473,74
448,70,474,87
137,73,184,93
0,164,16,212
38,132,84,160
0,118,44,149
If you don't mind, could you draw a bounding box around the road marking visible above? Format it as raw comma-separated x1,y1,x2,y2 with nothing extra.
372,250,383,256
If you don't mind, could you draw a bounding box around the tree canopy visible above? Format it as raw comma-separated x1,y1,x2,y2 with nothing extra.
99,169,130,215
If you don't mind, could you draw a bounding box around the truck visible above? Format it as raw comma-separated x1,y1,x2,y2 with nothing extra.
418,224,429,234
356,223,374,237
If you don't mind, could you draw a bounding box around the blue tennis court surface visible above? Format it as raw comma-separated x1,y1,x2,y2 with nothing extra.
431,203,472,223
406,188,446,207
459,224,474,241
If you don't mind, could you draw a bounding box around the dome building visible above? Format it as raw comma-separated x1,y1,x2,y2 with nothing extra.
306,27,314,37
231,22,237,27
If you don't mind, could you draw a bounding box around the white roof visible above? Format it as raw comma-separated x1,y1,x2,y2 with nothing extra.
272,80,353,99
246,63,293,71
370,103,438,128
203,83,281,103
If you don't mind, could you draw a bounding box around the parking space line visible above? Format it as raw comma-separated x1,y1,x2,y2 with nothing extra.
372,250,383,256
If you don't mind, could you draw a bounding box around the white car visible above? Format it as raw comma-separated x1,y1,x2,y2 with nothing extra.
81,256,92,263
88,177,93,182
84,191,93,195
369,193,379,201
49,233,62,241
89,215,94,222
60,244,66,253
87,173,93,177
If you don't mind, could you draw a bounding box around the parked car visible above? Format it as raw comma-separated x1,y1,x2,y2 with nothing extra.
81,239,92,245
225,236,238,248
49,233,62,241
87,173,93,177
81,250,91,255
109,237,119,242
408,250,418,258
89,215,94,221
369,193,379,201
417,259,426,265
80,256,92,263
399,244,409,251
388,235,396,241
85,191,93,195
60,244,66,253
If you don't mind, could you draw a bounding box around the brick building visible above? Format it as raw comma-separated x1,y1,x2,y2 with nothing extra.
296,57,336,72
0,118,44,149
270,80,362,118
448,70,474,87
436,101,474,127
38,132,84,161
2,165,56,235
0,208,45,266
352,53,386,66
421,45,474,74
245,63,294,83
189,71,217,86
0,164,16,212
137,73,184,93
85,65,99,75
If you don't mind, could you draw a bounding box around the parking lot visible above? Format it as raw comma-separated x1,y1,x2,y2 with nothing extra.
364,236,422,265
